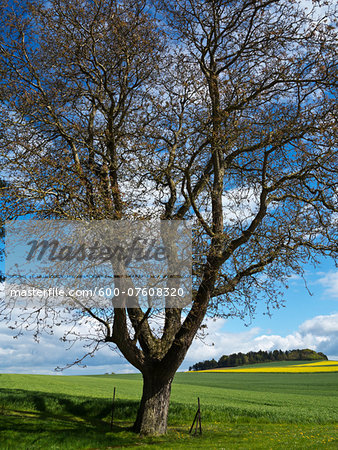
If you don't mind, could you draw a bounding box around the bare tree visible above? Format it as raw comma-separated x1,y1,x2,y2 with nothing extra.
0,0,337,435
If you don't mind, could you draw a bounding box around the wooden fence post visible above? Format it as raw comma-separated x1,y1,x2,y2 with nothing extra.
189,397,202,435
110,387,116,430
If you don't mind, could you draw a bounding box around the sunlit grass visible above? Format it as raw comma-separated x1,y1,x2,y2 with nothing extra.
0,371,337,448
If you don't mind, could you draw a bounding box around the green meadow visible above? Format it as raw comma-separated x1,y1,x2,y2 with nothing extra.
0,364,337,448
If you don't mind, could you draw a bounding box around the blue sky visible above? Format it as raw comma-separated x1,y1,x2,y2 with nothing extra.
0,257,337,375
0,0,336,376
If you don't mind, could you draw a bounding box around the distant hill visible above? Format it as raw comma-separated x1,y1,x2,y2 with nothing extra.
189,349,328,371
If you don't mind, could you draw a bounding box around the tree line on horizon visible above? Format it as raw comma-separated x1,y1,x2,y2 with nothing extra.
189,348,328,371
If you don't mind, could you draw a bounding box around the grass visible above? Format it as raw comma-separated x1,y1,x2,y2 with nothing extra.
0,364,337,448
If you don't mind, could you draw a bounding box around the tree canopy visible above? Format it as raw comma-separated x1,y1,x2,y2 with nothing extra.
0,0,337,436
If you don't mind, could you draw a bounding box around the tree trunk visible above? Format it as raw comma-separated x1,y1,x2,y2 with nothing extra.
133,371,173,436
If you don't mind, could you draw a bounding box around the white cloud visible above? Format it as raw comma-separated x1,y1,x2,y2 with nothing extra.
0,315,136,375
299,313,338,335
222,186,260,225
317,272,338,299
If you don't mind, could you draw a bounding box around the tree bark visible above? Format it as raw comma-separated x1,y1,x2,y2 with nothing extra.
132,370,173,436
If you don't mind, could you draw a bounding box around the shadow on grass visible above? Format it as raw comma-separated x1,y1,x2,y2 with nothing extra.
0,388,145,448
0,414,147,449
0,388,209,449
0,387,139,427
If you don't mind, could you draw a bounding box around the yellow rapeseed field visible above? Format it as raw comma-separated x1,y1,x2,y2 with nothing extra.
296,360,338,366
194,361,338,373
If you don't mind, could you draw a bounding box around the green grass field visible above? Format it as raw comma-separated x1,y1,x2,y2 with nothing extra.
0,363,337,448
